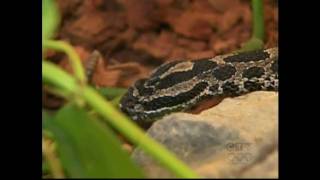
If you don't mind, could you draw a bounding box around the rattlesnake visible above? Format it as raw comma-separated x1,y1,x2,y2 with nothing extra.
119,48,278,126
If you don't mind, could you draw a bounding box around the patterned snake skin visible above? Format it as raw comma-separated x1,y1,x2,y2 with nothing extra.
120,48,278,125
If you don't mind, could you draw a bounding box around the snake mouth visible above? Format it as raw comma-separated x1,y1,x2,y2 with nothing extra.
119,88,146,122
120,98,137,119
119,97,153,126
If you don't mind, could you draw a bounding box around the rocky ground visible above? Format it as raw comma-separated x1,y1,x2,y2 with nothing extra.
132,91,278,178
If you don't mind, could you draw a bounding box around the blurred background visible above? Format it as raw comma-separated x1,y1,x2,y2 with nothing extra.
44,0,277,105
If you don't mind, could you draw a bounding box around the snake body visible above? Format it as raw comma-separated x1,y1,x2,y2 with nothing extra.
120,48,278,125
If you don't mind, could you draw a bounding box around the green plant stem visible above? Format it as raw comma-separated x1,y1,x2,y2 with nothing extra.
42,61,200,178
44,85,70,99
238,0,265,52
42,60,78,92
43,40,87,84
252,0,264,40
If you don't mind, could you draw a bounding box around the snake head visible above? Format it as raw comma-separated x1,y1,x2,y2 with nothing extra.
120,91,156,129
119,79,153,123
120,88,141,120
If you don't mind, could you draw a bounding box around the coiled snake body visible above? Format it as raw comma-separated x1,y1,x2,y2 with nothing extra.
120,48,278,125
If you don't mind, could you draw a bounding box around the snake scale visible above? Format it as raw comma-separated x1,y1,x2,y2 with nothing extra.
119,47,278,126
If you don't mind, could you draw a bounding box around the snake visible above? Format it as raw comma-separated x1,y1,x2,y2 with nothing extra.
119,47,278,127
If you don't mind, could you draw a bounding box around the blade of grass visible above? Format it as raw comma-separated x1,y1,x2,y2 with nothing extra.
43,40,87,84
42,0,60,40
252,0,264,40
42,61,200,178
239,0,265,52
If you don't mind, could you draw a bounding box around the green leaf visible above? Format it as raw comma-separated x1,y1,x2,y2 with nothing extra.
43,104,144,178
42,0,60,40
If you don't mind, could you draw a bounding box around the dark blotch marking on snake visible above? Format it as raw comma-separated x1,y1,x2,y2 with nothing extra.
150,60,182,79
221,81,240,96
244,81,263,91
146,61,182,87
192,59,218,73
243,67,265,79
155,60,217,89
209,84,219,93
224,50,269,62
135,79,154,96
143,81,209,111
212,65,236,81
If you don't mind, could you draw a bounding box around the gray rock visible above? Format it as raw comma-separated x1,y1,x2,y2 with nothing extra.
132,91,278,178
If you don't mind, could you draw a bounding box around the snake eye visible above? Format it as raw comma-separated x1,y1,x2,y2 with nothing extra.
120,90,137,112
121,98,136,112
145,77,159,86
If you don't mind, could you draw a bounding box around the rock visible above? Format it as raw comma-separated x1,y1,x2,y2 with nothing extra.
131,91,278,178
